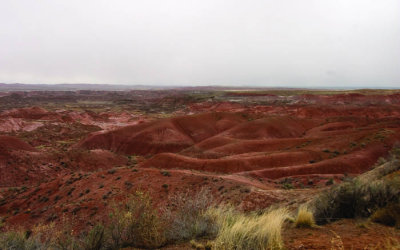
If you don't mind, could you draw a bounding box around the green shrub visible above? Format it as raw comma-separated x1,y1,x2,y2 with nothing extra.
282,183,293,190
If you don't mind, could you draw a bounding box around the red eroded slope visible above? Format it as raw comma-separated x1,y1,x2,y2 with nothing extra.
76,110,400,180
0,107,53,120
0,135,37,155
245,143,390,179
77,112,247,155
0,136,41,186
140,150,321,173
219,116,318,140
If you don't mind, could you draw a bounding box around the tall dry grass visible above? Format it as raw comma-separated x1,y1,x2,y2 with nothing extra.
211,206,289,250
294,205,315,228
371,238,400,250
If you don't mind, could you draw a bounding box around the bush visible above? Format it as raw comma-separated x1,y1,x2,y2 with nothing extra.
212,207,289,250
313,178,400,224
0,230,45,250
370,203,400,228
107,191,166,249
81,224,106,250
107,169,116,174
163,188,217,243
160,170,171,177
294,205,315,228
33,218,79,250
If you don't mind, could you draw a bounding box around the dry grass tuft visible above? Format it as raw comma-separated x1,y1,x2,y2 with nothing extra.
329,230,344,250
190,239,205,249
294,205,315,228
370,238,400,250
212,206,288,250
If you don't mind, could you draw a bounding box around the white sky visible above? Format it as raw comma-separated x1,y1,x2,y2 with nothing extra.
0,0,399,88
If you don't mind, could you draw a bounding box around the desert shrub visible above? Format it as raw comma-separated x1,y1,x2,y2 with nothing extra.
107,168,116,174
0,230,45,250
163,188,217,243
212,207,289,250
325,178,334,186
365,159,400,181
160,170,171,177
282,183,293,190
370,203,400,228
80,224,106,250
34,218,80,250
313,178,400,224
107,191,166,249
294,205,315,228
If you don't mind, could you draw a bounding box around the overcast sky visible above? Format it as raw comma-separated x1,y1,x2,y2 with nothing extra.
0,0,399,88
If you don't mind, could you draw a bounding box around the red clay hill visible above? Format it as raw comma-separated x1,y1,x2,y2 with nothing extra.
77,111,400,181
